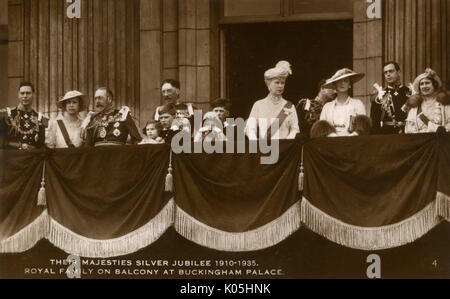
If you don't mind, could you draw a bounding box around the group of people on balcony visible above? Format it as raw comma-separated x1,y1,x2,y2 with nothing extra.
0,61,449,150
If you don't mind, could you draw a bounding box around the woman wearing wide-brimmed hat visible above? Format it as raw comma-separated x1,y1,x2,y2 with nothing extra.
319,68,367,136
404,68,450,133
45,90,86,148
245,61,299,140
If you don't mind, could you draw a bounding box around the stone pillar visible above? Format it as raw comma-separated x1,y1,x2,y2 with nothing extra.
178,0,219,113
139,0,219,123
353,0,383,116
0,0,7,108
162,0,178,82
140,0,162,127
7,0,23,108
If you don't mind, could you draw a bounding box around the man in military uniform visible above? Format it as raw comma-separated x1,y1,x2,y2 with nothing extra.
370,61,411,134
0,82,48,149
153,79,197,120
82,87,142,146
296,79,336,137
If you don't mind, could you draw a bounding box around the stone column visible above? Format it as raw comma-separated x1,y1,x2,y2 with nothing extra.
353,0,383,116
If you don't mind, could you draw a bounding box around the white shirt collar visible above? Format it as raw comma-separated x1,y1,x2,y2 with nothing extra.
333,96,351,107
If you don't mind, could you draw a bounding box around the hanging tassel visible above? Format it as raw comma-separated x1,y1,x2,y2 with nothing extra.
37,162,47,206
298,145,304,192
165,150,174,192
298,166,304,192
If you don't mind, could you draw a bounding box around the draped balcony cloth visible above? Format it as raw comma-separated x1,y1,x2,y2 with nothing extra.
173,141,302,251
0,145,174,258
0,134,449,258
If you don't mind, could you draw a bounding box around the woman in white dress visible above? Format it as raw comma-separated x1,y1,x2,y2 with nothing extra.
46,90,85,148
405,68,450,133
320,68,367,136
245,61,299,140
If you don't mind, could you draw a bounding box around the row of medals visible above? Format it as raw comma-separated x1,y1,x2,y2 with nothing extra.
98,115,121,139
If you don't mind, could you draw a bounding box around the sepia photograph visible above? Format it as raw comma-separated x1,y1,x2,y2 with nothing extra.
0,0,449,285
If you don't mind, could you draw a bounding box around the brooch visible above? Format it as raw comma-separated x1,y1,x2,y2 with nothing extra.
113,129,121,137
283,107,294,116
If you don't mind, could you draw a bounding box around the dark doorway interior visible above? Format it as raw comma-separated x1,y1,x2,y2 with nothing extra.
225,21,353,119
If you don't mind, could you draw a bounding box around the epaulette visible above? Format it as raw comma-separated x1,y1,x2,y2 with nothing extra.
295,98,308,109
81,111,96,130
119,106,130,121
187,103,194,116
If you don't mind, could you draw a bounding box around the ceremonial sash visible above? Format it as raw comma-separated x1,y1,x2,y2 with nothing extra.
416,104,430,127
264,101,294,139
57,119,75,148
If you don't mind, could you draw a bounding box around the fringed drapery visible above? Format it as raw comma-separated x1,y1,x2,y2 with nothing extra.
175,202,301,252
1,135,449,256
300,197,443,251
0,210,50,253
437,192,450,221
47,199,175,258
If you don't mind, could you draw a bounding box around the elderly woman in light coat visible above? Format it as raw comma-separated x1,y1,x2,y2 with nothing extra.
245,61,299,140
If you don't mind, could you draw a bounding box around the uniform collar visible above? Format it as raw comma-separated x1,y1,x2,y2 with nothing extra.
17,104,35,113
386,83,402,90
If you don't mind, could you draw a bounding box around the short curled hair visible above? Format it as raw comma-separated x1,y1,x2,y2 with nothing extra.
175,103,188,110
310,120,336,138
351,115,372,136
142,120,162,136
60,97,85,112
211,98,231,111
